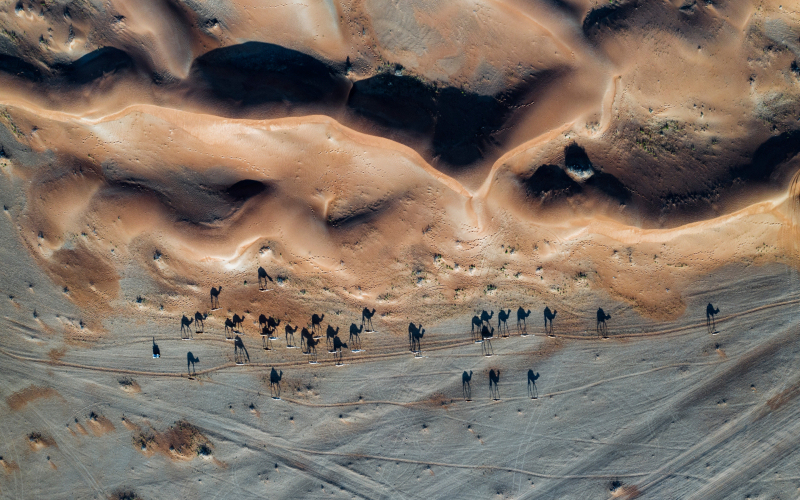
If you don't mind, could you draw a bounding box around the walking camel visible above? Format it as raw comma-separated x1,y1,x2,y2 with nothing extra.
257,266,273,290
481,325,495,356
408,322,423,351
269,367,283,399
210,286,222,309
706,303,720,334
517,307,532,335
410,324,425,355
471,315,483,342
489,369,500,400
194,312,207,333
332,336,348,365
362,307,376,331
326,324,339,351
285,324,297,347
187,352,199,377
306,336,320,363
462,370,473,401
180,315,194,339
232,313,245,333
300,327,313,352
234,335,249,364
224,318,236,339
544,307,557,336
596,308,611,337
527,369,540,399
349,323,363,351
311,314,325,336
497,309,511,337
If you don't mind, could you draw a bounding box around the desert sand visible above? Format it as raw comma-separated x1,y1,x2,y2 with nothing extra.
2,0,800,498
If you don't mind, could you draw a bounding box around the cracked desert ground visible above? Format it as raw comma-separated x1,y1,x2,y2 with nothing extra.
2,0,800,498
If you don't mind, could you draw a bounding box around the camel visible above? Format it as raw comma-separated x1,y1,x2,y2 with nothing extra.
706,303,720,334
517,307,531,335
285,324,297,347
361,307,376,331
326,324,340,351
258,314,268,331
187,352,199,377
471,315,483,342
257,266,273,290
224,318,236,339
497,309,511,337
194,312,207,333
269,367,282,398
180,315,194,338
306,336,320,363
234,336,249,364
408,322,423,350
152,338,160,358
489,369,500,400
462,370,473,401
411,326,425,355
480,310,494,327
481,325,495,356
232,313,245,333
544,307,557,336
311,313,325,336
300,327,313,352
349,323,363,351
261,326,273,350
210,286,222,309
332,336,348,365
527,369,540,399
596,308,611,337
267,317,281,339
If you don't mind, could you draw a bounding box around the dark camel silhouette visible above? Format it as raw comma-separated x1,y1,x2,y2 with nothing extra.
234,335,250,364
311,314,325,336
332,336,348,365
306,336,320,363
267,317,281,338
285,324,297,347
411,326,425,354
258,314,268,331
527,369,540,399
471,315,483,342
497,309,511,337
224,318,236,339
257,267,273,290
362,307,376,331
260,325,273,350
408,322,423,351
544,307,557,336
152,337,160,358
300,327,313,352
194,312,207,333
269,367,283,398
517,307,531,335
481,325,495,356
462,370,473,401
706,303,720,334
232,313,245,333
349,323,363,351
480,310,494,327
187,352,199,376
596,308,611,337
210,286,221,309
180,315,194,338
489,369,500,400
326,324,340,351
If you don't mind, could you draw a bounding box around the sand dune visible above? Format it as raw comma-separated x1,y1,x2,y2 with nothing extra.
1,0,800,498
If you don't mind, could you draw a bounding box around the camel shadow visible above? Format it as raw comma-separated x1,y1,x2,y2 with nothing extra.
517,307,531,336
234,335,250,364
269,367,283,399
311,313,325,337
180,314,194,340
481,325,495,356
210,286,222,310
497,309,511,337
408,322,425,356
706,303,720,334
152,337,160,358
349,323,364,352
596,308,611,338
194,311,207,333
258,266,273,291
332,335,348,365
527,369,540,399
285,324,298,348
361,307,376,332
489,369,500,401
544,306,557,337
